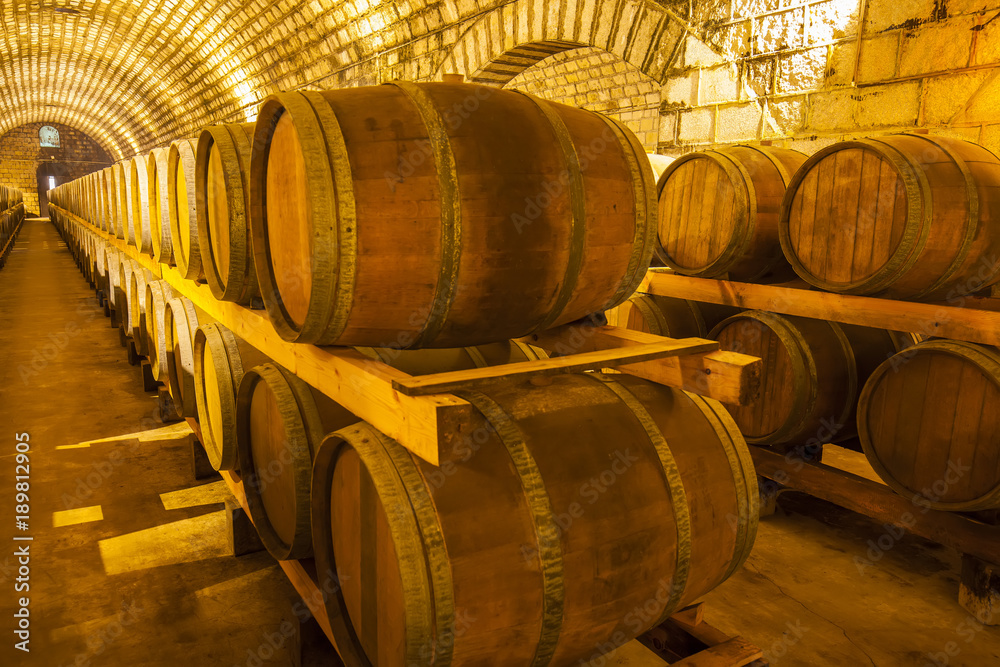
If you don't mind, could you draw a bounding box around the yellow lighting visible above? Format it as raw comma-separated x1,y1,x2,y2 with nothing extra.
53,505,104,527
159,481,230,511
97,512,229,576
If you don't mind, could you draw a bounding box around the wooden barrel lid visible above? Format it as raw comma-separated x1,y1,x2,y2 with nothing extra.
236,363,329,560
193,323,240,471
311,423,453,666
859,340,1000,510
657,152,746,276
781,142,917,293
263,111,313,329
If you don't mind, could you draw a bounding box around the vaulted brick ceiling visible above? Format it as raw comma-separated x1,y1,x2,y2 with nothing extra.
1,0,697,161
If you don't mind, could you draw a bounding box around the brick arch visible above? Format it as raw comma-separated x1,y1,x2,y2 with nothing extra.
434,0,691,85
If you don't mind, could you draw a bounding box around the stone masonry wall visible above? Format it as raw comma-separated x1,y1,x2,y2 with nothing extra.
0,123,112,215
658,0,1000,157
504,47,662,151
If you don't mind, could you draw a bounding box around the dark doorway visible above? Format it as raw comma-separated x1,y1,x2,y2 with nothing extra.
37,162,70,218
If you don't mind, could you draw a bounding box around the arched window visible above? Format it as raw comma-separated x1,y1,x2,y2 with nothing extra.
39,125,60,148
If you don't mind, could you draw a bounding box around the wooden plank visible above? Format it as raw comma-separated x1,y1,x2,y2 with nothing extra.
53,205,471,466
520,324,762,406
392,339,719,396
669,637,763,667
641,269,1000,345
750,446,1000,566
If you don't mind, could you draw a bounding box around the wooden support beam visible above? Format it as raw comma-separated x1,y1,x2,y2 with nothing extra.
53,205,471,467
642,269,1000,344
393,339,718,396
520,324,761,406
750,446,1000,566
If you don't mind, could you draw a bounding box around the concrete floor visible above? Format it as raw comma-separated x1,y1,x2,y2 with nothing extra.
0,218,999,666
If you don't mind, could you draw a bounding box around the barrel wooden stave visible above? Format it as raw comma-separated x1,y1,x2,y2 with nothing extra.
250,82,655,348
311,373,757,665
607,293,741,338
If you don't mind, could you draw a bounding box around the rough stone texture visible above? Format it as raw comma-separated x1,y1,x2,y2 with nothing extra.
678,107,715,143
716,102,762,142
856,33,899,84
504,47,661,150
897,15,975,77
699,64,741,104
0,122,112,216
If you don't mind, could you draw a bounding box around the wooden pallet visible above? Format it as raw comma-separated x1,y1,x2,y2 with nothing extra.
51,205,762,466
641,269,1000,624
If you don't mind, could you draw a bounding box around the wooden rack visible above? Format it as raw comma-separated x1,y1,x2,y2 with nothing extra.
0,203,25,266
51,205,762,466
642,268,1000,622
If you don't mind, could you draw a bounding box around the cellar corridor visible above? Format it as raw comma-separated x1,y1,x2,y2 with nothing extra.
0,219,307,666
0,222,997,666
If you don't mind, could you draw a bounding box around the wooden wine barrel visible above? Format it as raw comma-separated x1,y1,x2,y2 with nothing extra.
148,147,176,265
779,134,1000,299
607,293,739,338
236,363,358,559
168,139,203,280
143,280,177,382
311,373,758,665
655,145,806,282
105,248,122,312
250,82,655,347
709,311,916,445
129,155,153,254
107,164,123,239
129,266,154,354
116,161,135,244
164,296,213,417
196,123,258,304
97,168,112,233
858,340,1000,510
193,322,271,472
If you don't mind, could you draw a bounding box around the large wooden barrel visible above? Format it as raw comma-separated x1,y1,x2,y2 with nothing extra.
311,373,758,665
250,82,655,347
164,296,212,417
236,363,358,559
168,139,203,280
655,145,806,282
105,248,122,312
148,147,175,265
98,168,112,233
144,280,177,382
196,123,259,304
779,134,1000,299
858,340,1000,510
606,293,739,338
709,311,916,445
129,155,153,254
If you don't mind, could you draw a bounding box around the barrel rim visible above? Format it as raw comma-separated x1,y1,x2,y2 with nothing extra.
193,322,241,471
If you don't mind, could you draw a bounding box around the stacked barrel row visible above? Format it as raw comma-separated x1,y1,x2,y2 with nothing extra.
640,134,1000,512
48,81,761,666
0,186,26,269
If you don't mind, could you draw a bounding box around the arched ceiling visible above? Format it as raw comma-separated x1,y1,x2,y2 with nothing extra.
1,0,705,162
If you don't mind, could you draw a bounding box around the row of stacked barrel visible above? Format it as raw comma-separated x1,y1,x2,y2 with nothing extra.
0,185,26,268
49,82,760,666
625,132,1000,513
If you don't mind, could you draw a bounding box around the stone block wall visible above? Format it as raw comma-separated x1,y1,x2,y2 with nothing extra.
0,123,112,216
